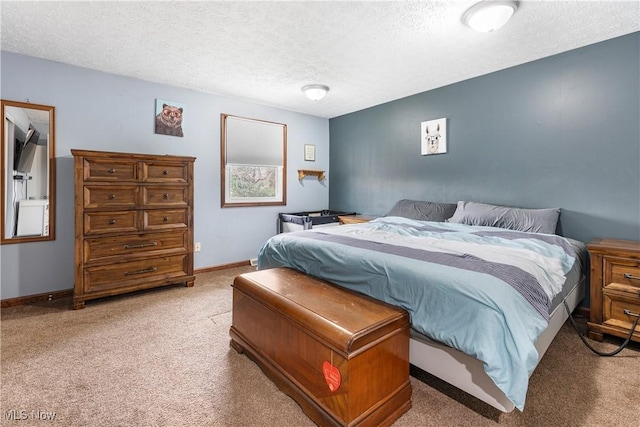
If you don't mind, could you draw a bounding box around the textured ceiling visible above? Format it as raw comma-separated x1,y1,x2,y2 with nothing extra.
1,1,638,118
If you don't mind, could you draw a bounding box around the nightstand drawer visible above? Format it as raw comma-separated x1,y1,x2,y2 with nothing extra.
603,289,640,332
606,258,640,289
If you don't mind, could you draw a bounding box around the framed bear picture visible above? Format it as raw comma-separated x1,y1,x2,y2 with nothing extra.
420,117,447,155
155,99,185,137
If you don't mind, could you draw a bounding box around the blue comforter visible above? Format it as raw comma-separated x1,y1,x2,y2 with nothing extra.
257,217,577,410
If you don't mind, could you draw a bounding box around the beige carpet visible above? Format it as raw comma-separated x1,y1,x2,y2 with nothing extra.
1,266,639,427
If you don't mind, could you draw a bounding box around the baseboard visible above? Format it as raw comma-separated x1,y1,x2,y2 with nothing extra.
195,259,251,274
2,261,251,308
1,289,73,308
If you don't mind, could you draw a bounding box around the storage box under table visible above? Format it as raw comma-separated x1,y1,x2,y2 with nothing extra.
230,268,412,427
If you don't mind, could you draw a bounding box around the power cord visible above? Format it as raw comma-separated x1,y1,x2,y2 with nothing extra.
563,300,639,357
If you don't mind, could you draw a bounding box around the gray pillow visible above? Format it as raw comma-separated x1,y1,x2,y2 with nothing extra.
447,201,560,234
385,199,457,222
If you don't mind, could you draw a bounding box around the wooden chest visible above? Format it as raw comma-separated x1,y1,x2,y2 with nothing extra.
230,268,411,427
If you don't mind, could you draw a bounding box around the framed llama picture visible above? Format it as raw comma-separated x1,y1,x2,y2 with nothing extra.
155,99,185,137
420,117,447,155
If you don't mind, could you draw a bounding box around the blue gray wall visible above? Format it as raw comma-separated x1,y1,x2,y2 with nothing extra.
329,33,640,245
1,51,330,299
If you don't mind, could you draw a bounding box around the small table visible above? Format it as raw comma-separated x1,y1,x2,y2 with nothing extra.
586,238,640,343
338,214,379,225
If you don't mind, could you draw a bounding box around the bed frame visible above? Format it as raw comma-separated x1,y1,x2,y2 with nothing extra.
409,277,585,412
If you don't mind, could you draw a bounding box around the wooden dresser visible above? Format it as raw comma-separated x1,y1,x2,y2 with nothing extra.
587,238,640,342
72,149,195,309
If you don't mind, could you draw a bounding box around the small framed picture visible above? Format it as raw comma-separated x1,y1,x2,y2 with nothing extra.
155,99,185,137
421,117,447,155
304,144,316,161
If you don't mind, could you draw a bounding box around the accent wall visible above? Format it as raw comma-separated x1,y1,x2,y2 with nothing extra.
329,33,640,245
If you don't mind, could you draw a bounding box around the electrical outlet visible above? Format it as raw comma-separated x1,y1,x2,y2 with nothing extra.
195,242,201,252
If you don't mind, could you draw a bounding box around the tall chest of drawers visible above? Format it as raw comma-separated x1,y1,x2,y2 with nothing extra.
72,149,195,309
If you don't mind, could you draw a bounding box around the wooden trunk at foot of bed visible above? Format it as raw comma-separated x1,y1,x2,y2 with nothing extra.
230,267,412,427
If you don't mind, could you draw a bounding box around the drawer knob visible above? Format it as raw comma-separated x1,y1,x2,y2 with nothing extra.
163,193,169,199
162,170,169,175
109,194,116,200
623,273,640,281
108,168,116,174
109,219,117,225
163,216,169,222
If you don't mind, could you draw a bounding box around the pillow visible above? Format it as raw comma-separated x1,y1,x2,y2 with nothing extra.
447,201,560,234
385,199,457,222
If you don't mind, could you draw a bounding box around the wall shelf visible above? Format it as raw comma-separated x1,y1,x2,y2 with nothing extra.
298,169,325,181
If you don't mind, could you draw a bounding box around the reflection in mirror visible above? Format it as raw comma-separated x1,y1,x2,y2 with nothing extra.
221,114,286,207
1,100,56,244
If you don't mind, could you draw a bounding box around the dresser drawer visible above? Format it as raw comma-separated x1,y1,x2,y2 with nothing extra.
83,254,189,293
84,211,138,235
605,257,640,290
83,231,188,263
141,186,188,207
142,161,188,183
143,209,188,230
83,158,138,182
83,185,138,209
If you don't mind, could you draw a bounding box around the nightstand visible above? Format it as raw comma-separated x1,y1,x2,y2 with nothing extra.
338,215,379,225
587,238,640,343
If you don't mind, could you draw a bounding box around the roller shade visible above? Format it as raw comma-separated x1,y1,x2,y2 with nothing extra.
226,116,285,166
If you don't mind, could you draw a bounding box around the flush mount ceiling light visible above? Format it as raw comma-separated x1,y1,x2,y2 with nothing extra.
302,84,330,101
462,0,519,33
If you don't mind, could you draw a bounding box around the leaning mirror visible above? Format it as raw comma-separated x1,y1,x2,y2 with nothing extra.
221,114,287,207
1,100,55,244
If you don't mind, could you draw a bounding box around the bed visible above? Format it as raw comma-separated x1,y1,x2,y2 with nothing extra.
257,200,587,413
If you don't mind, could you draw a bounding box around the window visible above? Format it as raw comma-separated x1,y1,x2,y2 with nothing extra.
221,114,286,207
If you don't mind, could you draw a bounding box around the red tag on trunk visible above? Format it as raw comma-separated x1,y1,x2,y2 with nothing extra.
322,360,341,392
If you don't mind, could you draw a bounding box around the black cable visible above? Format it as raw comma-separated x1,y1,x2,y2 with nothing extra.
563,300,639,357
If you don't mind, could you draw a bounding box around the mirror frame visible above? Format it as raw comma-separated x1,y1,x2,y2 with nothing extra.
220,113,287,208
1,100,56,244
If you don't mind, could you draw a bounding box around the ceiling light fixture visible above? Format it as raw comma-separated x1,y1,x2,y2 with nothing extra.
462,0,519,33
302,84,330,101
